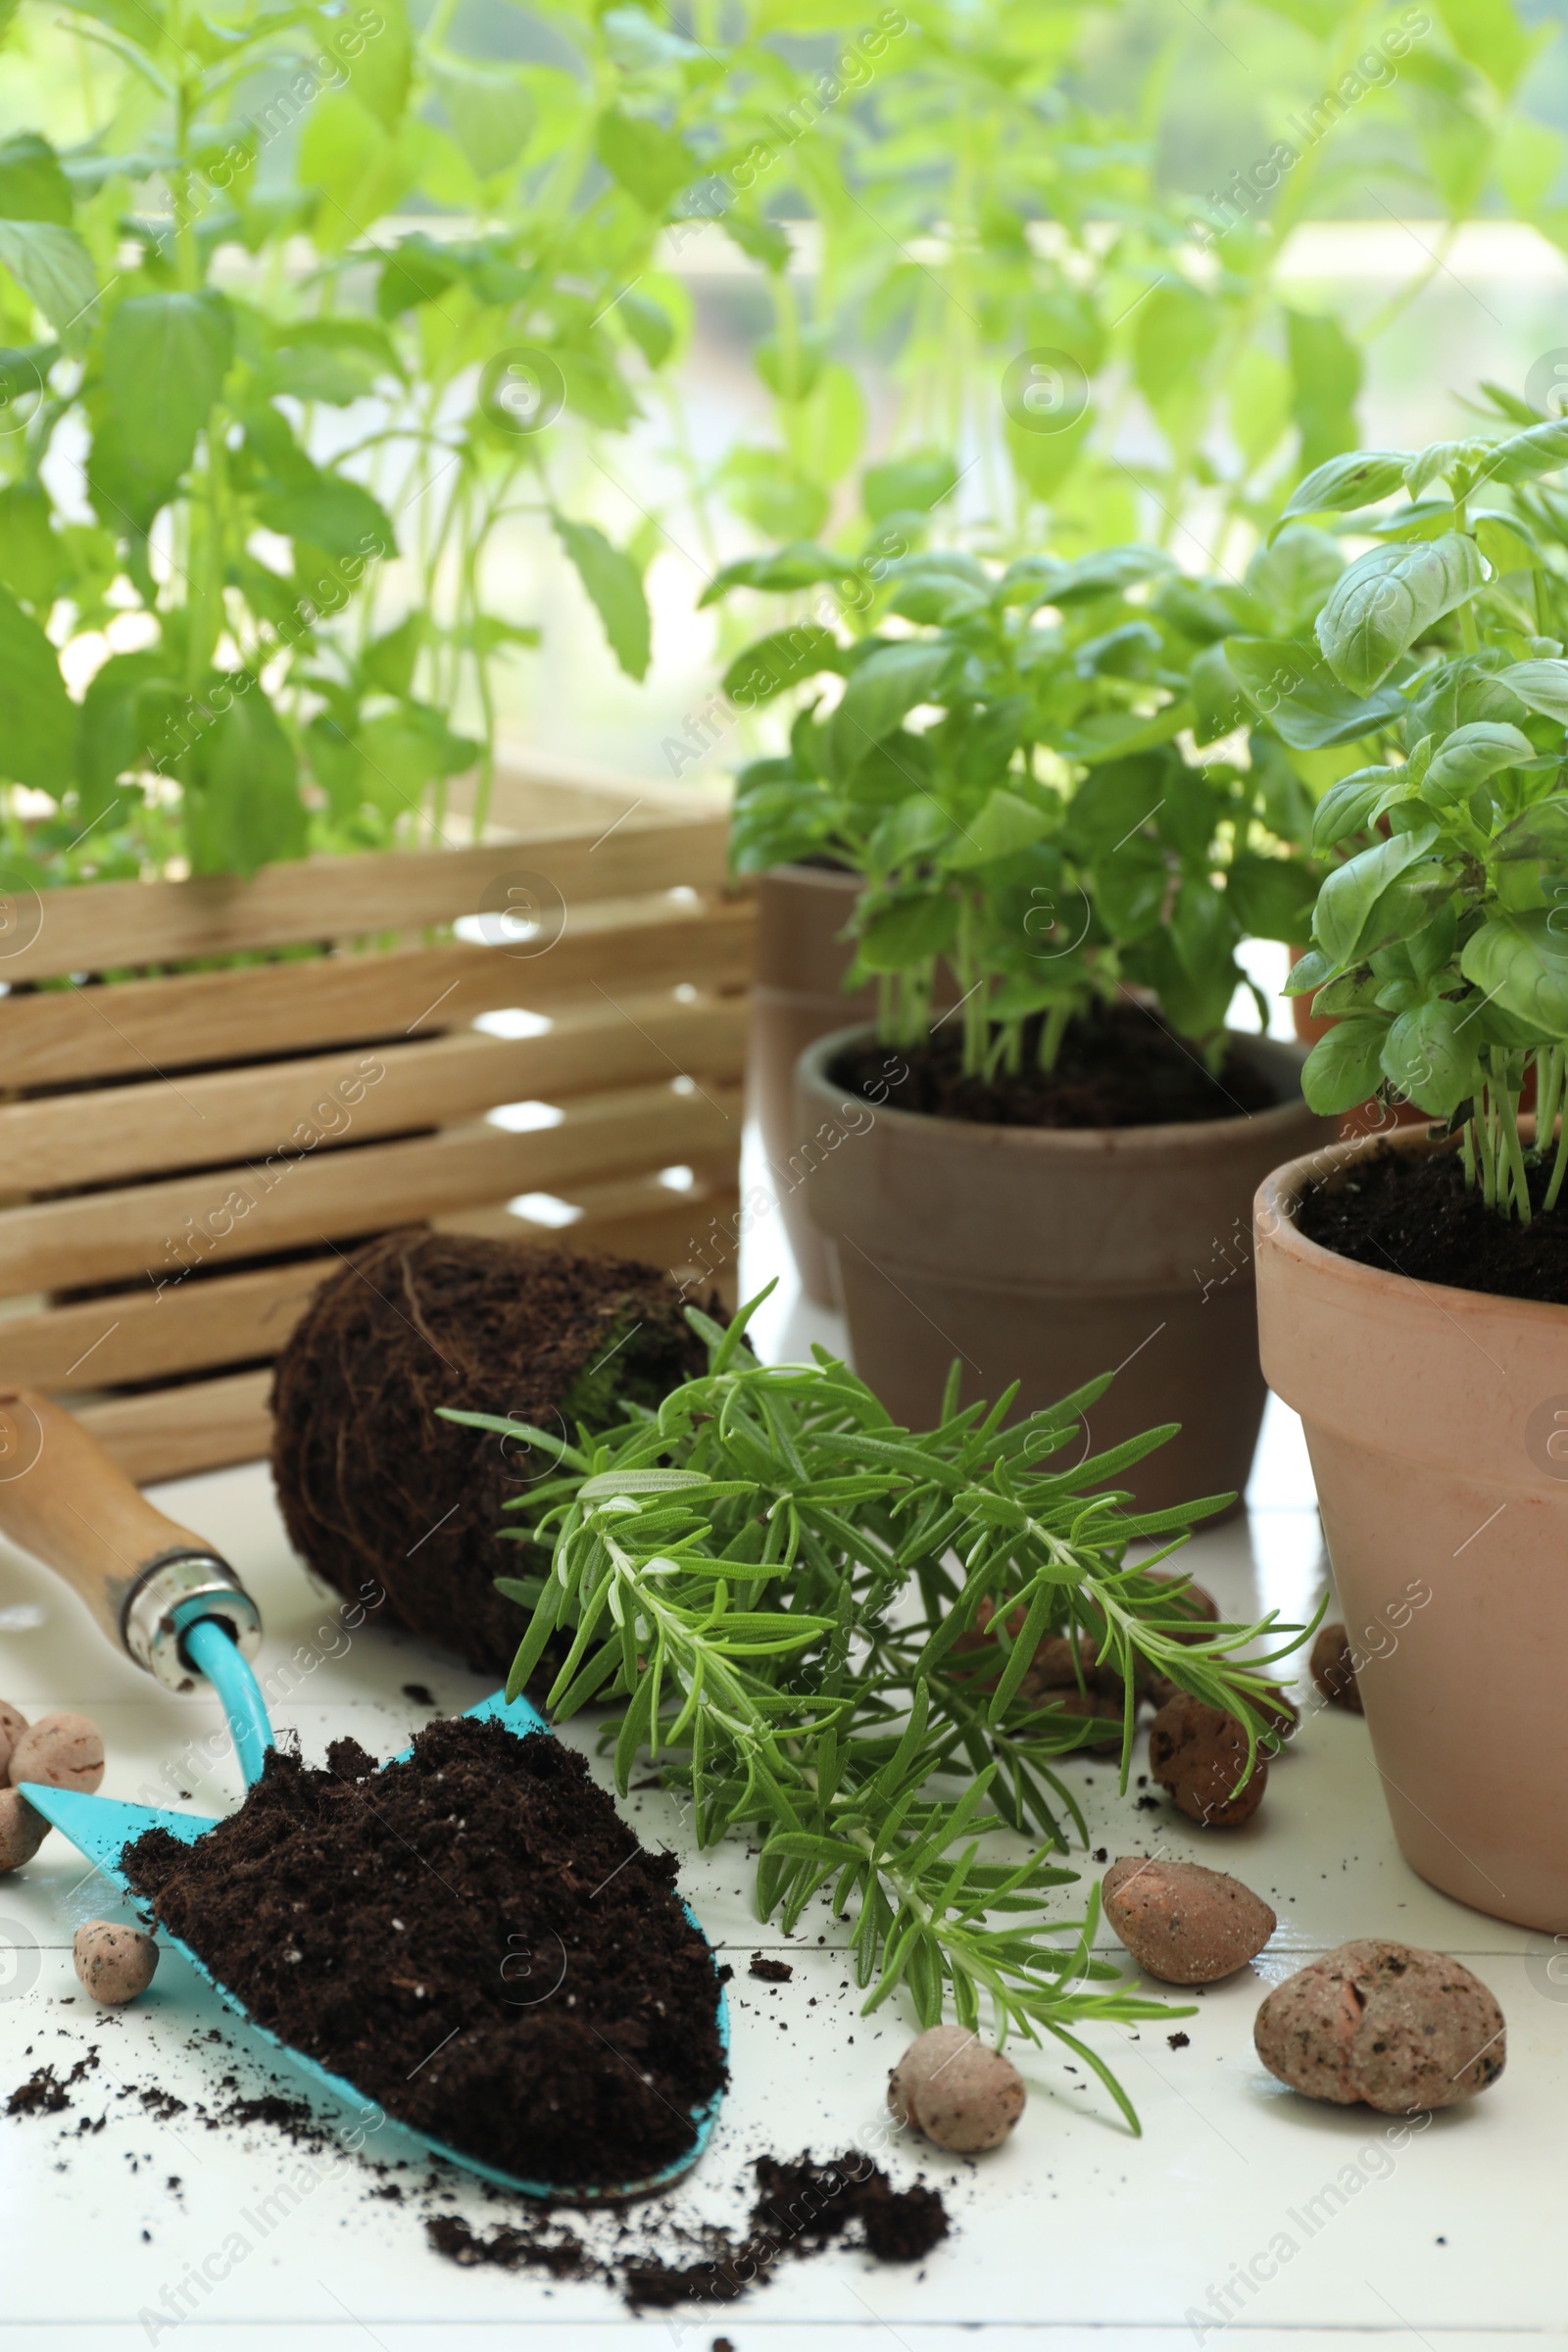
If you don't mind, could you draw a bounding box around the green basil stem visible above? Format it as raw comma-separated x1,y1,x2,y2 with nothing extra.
1039,1001,1071,1074
1547,1073,1568,1213
1494,1062,1532,1227
1533,1049,1561,1168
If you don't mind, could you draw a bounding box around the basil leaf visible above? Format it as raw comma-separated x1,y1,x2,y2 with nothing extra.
944,788,1052,870
0,218,95,336
1224,853,1317,942
1275,450,1409,531
1494,797,1568,860
1311,765,1399,852
1382,1000,1474,1117
854,888,959,972
1313,826,1439,968
828,639,951,775
1420,721,1534,803
1226,636,1406,749
1284,946,1331,998
699,542,849,605
1494,659,1568,723
88,290,233,533
0,579,75,791
1477,418,1568,489
552,514,651,681
1315,534,1489,696
1460,912,1568,1034
722,624,841,707
1301,1018,1386,1114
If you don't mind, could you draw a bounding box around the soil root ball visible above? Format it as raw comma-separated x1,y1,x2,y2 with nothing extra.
1254,1940,1505,2111
1102,1854,1276,1984
74,1920,159,2004
270,1231,711,1675
888,2024,1025,2152
10,1712,104,1793
1148,1692,1266,1828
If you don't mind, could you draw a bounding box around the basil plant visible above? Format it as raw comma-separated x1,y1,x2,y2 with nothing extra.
1237,416,1568,1223
711,534,1321,1077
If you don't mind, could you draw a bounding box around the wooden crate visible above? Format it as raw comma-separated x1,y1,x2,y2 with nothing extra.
0,773,750,1484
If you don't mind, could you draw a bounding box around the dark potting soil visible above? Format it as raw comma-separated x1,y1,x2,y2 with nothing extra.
428,2148,948,2304
119,1715,726,2193
1297,1144,1568,1305
829,1003,1278,1130
270,1231,711,1676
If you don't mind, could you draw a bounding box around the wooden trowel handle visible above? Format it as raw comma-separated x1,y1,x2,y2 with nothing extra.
0,1387,262,1692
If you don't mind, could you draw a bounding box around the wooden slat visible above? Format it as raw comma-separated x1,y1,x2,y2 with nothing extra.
6,814,731,984
0,1083,744,1295
74,1370,274,1486
0,1166,740,1391
0,898,754,1087
0,1166,736,1392
0,995,749,1192
0,1259,333,1390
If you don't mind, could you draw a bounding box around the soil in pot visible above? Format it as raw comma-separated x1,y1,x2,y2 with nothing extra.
1297,1143,1568,1304
830,1003,1278,1129
120,1714,726,2194
271,1232,710,1677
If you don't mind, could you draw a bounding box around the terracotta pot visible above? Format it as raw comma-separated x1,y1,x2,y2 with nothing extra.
1257,1125,1568,1930
749,866,877,1304
798,1026,1332,1511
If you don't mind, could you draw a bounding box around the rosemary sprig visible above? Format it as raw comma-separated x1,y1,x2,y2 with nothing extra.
444,1290,1307,2130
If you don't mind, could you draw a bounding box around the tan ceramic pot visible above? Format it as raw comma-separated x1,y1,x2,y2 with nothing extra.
799,1026,1330,1512
750,866,877,1304
1257,1126,1568,1930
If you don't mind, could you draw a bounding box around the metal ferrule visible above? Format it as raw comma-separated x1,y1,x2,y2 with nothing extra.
121,1549,264,1694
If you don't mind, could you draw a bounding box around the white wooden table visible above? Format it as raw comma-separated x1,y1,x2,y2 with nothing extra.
0,1250,1554,2352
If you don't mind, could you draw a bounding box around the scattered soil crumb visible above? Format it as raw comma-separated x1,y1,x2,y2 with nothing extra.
749,1956,793,1982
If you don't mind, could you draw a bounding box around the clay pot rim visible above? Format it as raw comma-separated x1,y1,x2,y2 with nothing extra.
799,1023,1313,1155
1256,1121,1568,1332
761,859,862,890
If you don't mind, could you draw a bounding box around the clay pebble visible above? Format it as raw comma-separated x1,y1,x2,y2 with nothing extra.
1148,1691,1266,1828
956,1612,1133,1741
1102,1854,1276,1984
1310,1623,1363,1713
8,1711,104,1793
73,1920,159,2006
0,1699,27,1780
1139,1575,1219,1706
0,1788,46,1872
888,2023,1025,2153
1254,1939,1504,2112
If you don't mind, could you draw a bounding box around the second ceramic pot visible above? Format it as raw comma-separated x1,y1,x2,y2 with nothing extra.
750,865,876,1305
799,1025,1331,1511
1258,1126,1568,1931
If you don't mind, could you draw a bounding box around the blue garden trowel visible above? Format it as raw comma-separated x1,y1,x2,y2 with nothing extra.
0,1386,726,2200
